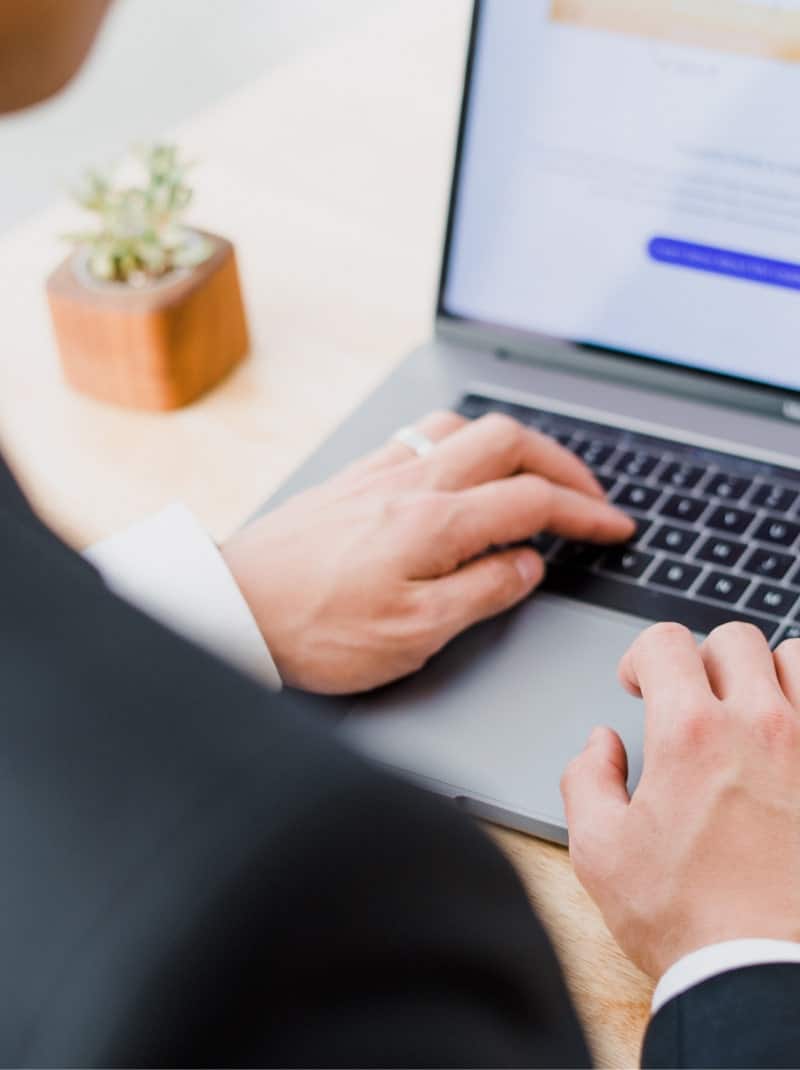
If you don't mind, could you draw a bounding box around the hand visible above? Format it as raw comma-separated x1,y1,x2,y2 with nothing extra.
562,621,800,980
221,410,633,693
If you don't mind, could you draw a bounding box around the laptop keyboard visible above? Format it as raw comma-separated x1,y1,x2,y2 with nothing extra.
457,392,800,646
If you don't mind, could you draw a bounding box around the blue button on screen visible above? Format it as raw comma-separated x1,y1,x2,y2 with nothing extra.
648,237,800,292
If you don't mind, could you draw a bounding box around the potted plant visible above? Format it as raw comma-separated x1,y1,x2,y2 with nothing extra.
47,144,249,410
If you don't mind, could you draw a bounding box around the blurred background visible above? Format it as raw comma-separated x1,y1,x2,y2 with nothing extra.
0,0,465,546
0,0,391,232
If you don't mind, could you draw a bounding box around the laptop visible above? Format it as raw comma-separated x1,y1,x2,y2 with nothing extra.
257,0,800,844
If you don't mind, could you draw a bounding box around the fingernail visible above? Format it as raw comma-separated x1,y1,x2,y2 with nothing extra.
587,725,606,747
515,551,543,587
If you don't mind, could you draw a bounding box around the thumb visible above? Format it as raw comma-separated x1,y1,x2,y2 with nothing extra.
561,726,629,866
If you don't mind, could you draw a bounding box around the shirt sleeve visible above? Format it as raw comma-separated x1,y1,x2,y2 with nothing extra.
652,938,800,1014
84,504,282,690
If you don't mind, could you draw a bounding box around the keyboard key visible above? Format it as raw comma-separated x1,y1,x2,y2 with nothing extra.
742,547,794,581
613,482,662,511
705,473,753,500
660,494,706,523
575,439,614,467
648,524,698,555
750,483,798,513
705,505,755,536
696,536,746,567
457,394,491,419
457,393,795,649
550,541,601,569
543,568,779,642
615,450,658,479
659,462,705,490
650,558,702,592
788,563,800,588
631,517,653,543
752,516,800,547
745,583,799,619
697,571,750,605
598,547,653,579
482,399,528,421
776,624,800,643
530,532,558,555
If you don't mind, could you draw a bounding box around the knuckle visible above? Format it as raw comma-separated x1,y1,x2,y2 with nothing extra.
646,620,692,644
776,636,800,660
752,703,799,748
379,491,448,561
481,411,522,449
425,409,465,431
670,705,718,750
416,487,446,515
417,411,456,441
634,621,692,660
521,471,552,505
381,489,414,518
515,473,553,525
406,489,447,528
708,620,765,645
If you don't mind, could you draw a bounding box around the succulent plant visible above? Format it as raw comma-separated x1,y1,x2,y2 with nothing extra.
67,144,212,286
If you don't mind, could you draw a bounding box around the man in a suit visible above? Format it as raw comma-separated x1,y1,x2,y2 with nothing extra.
2,3,800,1066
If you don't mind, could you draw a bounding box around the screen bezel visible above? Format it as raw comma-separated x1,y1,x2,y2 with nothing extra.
435,0,800,423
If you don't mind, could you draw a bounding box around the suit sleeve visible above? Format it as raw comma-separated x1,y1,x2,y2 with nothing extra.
642,963,800,1068
0,457,589,1069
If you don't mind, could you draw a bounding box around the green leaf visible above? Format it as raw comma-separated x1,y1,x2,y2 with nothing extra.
69,141,203,283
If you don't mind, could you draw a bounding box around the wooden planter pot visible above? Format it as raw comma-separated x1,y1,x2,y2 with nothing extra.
46,230,249,411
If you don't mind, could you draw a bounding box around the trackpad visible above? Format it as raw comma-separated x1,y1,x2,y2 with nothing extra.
339,594,645,837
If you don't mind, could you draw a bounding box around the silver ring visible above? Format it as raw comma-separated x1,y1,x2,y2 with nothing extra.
393,425,436,458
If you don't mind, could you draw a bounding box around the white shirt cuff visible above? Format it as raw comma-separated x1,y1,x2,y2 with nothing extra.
652,938,800,1015
84,504,282,690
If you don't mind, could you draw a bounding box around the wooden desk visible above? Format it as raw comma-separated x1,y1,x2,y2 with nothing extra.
0,2,652,1063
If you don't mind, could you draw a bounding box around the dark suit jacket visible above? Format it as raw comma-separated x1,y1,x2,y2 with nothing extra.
0,453,797,1067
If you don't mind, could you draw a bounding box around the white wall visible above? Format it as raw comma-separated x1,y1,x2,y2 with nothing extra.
0,0,391,232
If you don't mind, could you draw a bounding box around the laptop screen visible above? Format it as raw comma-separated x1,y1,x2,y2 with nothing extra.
441,0,800,396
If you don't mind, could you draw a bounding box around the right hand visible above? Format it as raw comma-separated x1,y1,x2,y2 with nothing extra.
562,621,800,980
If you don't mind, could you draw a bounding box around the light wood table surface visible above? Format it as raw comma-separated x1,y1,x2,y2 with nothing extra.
0,3,652,1064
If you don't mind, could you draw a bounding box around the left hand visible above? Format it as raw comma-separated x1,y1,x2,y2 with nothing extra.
221,410,634,693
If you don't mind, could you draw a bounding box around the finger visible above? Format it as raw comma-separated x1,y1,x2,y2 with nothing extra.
700,621,782,704
435,474,633,571
421,546,545,641
618,623,716,736
419,412,605,498
561,726,629,862
774,638,800,710
339,411,466,482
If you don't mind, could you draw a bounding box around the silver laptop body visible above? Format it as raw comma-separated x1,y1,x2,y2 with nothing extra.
257,0,800,844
